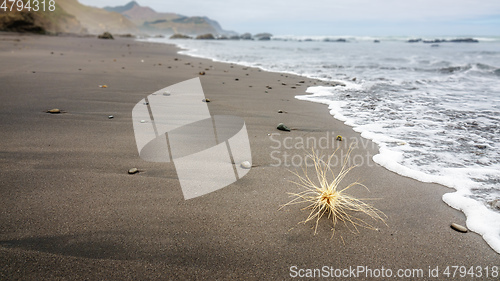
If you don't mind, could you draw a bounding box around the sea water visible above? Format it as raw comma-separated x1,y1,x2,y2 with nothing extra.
146,36,500,253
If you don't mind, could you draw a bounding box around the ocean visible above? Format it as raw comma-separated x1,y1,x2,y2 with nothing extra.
145,35,500,253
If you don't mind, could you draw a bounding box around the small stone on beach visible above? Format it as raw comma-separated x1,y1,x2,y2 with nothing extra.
450,223,468,233
277,123,291,132
240,161,252,169
108,115,114,119
199,71,205,75
128,168,139,174
490,199,500,210
203,98,211,102
331,81,346,87
46,109,61,114
336,135,343,141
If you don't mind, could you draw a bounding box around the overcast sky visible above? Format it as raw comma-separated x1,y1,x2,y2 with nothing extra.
79,0,500,36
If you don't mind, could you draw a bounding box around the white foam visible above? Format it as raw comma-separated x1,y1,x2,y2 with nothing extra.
298,85,500,253
443,191,500,253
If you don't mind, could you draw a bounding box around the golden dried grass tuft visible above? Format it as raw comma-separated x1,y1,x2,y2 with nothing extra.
280,146,386,237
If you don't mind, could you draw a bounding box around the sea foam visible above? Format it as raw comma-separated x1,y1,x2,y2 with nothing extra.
297,85,500,253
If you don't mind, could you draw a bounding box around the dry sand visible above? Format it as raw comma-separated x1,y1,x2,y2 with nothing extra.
0,33,498,280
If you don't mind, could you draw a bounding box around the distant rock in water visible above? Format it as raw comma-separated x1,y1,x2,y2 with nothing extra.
98,32,114,39
196,33,215,40
374,40,380,43
423,39,446,43
439,66,467,73
254,33,272,40
409,38,479,43
170,33,192,39
240,33,253,40
448,38,479,43
323,38,347,42
407,38,422,43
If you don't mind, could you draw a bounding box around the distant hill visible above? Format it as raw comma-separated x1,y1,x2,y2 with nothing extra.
104,1,235,35
58,0,138,34
103,1,138,14
0,0,233,36
104,1,179,25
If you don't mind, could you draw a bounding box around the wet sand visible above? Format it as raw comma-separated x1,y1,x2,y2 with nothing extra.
0,33,498,280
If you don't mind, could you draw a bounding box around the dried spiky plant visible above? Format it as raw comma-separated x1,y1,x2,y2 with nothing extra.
280,146,386,237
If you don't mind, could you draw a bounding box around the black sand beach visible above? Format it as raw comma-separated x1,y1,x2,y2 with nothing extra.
0,33,498,280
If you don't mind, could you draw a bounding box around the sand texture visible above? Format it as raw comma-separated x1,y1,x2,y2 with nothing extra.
0,33,498,280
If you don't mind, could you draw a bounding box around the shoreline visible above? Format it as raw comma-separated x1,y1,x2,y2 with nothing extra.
164,37,500,254
0,33,498,279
